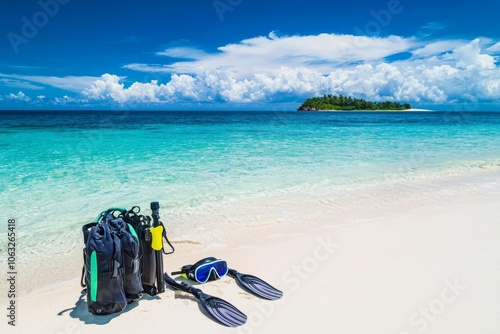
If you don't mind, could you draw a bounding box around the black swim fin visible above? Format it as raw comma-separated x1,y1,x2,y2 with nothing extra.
163,273,247,327
228,269,283,300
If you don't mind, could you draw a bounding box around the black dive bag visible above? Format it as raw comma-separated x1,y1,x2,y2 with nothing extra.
81,211,142,315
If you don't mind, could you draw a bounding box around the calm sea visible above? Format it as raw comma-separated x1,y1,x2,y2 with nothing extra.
0,110,499,264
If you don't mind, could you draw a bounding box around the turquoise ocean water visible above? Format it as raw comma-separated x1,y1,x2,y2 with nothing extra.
1,110,500,283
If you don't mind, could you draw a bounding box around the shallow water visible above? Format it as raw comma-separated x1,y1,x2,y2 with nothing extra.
0,110,499,284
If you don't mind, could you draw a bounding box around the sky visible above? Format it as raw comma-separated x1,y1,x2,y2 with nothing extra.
0,0,499,110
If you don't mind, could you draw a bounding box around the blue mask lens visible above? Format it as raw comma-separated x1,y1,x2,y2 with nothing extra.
194,259,228,283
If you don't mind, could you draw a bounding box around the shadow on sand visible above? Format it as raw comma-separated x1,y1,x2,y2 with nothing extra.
57,289,160,325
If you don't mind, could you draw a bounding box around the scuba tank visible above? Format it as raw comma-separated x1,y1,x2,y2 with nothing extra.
123,202,174,295
150,201,165,294
137,218,158,295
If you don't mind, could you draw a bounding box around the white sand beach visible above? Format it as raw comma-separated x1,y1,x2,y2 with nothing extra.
3,169,500,334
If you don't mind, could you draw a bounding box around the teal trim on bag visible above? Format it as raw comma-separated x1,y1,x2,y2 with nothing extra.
90,251,97,302
93,207,127,222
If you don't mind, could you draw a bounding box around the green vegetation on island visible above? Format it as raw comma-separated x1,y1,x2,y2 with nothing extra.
298,94,412,111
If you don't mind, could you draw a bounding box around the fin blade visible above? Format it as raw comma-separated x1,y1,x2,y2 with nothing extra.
201,295,247,327
229,269,283,300
164,273,247,327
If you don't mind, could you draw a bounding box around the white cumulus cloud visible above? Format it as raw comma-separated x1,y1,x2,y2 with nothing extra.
54,95,78,104
453,38,496,70
79,34,500,106
8,91,31,102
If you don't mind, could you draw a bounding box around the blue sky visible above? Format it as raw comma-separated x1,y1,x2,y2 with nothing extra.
1,0,499,110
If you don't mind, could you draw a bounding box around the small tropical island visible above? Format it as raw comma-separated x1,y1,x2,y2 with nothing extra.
298,94,412,111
